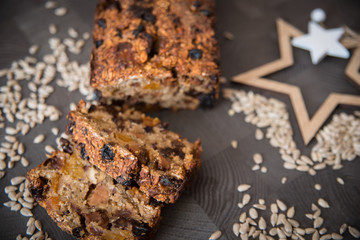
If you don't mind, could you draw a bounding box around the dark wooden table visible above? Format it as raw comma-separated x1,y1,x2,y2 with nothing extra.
0,0,359,239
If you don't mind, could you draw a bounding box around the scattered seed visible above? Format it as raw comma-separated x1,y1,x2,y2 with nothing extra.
339,223,347,235
11,203,22,212
6,127,19,135
320,234,331,240
258,217,266,230
28,45,39,55
33,134,45,144
319,227,327,235
68,27,79,38
0,160,6,170
258,198,265,205
313,217,324,228
331,233,343,239
45,145,55,154
3,201,16,208
239,212,247,223
313,231,320,240
240,222,249,234
253,204,266,210
233,223,240,236
0,171,5,179
228,109,235,116
255,129,264,140
18,142,25,155
260,166,267,173
54,7,67,16
271,203,278,214
20,207,33,217
287,206,295,218
276,199,287,211
336,177,344,185
314,184,322,191
223,31,235,40
11,176,26,185
249,208,258,219
49,23,57,34
237,184,251,192
252,164,260,171
281,177,287,184
242,194,251,205
231,140,238,149
317,198,330,208
305,228,316,234
253,153,263,164
21,156,29,167
209,230,221,240
270,213,277,227
51,127,59,135
349,226,360,238
83,32,90,40
313,209,321,219
35,220,42,231
45,1,57,9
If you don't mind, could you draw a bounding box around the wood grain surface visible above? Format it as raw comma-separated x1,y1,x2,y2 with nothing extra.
0,0,359,239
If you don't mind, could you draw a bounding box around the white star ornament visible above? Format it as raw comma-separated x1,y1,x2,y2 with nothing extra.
291,21,349,64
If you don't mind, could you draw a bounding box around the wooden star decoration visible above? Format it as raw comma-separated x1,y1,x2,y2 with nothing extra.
231,18,360,145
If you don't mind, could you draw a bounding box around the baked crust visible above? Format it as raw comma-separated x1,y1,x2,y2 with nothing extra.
26,138,161,240
67,100,202,203
90,0,220,110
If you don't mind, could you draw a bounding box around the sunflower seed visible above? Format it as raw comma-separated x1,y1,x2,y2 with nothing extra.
271,203,278,214
49,24,57,34
228,109,235,116
21,156,29,167
54,7,67,16
269,228,277,236
3,201,16,208
311,203,319,211
331,233,343,239
11,176,26,185
276,199,287,211
252,165,260,171
68,28,78,38
237,184,251,192
209,230,221,240
238,202,244,208
317,198,330,208
260,166,267,173
313,209,321,219
270,213,277,226
319,228,327,235
20,207,33,217
233,223,240,236
240,222,249,234
281,177,287,184
45,1,57,9
339,223,347,234
35,220,42,231
253,153,263,164
5,185,18,193
51,127,59,135
295,228,305,235
0,160,6,170
242,193,251,205
239,212,247,223
319,234,331,240
0,171,5,179
314,184,322,191
255,129,264,140
6,127,18,135
249,208,258,219
312,231,320,240
259,217,266,230
21,201,33,209
349,226,360,238
17,142,25,155
253,204,266,210
240,233,248,240
306,228,316,234
248,226,256,237
31,230,44,240
287,206,295,218
336,177,344,185
313,217,324,228
277,228,286,238
306,213,314,220
231,140,238,149
21,124,30,135
28,45,39,55
246,217,257,226
33,134,45,144
45,145,55,154
11,203,21,211
284,162,297,169
24,196,34,203
83,32,90,40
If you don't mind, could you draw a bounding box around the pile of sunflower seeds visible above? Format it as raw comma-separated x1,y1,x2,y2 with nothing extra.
223,89,360,176
231,184,359,239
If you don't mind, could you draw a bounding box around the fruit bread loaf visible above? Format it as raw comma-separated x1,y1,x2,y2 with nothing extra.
26,138,161,240
66,100,202,203
90,0,220,110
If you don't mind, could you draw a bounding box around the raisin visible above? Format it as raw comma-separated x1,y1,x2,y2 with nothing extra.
60,138,73,154
115,29,122,37
44,157,63,170
30,187,44,200
103,0,121,11
133,24,144,37
198,90,215,108
200,9,212,16
72,227,85,238
97,18,106,29
79,143,88,160
65,121,75,135
159,147,174,158
93,89,102,101
29,177,48,200
144,126,153,133
143,11,156,23
95,40,103,48
132,222,149,237
100,144,115,162
188,49,202,59
88,105,96,113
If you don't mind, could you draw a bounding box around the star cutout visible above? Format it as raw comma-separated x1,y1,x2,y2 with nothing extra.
291,21,349,64
229,18,360,145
